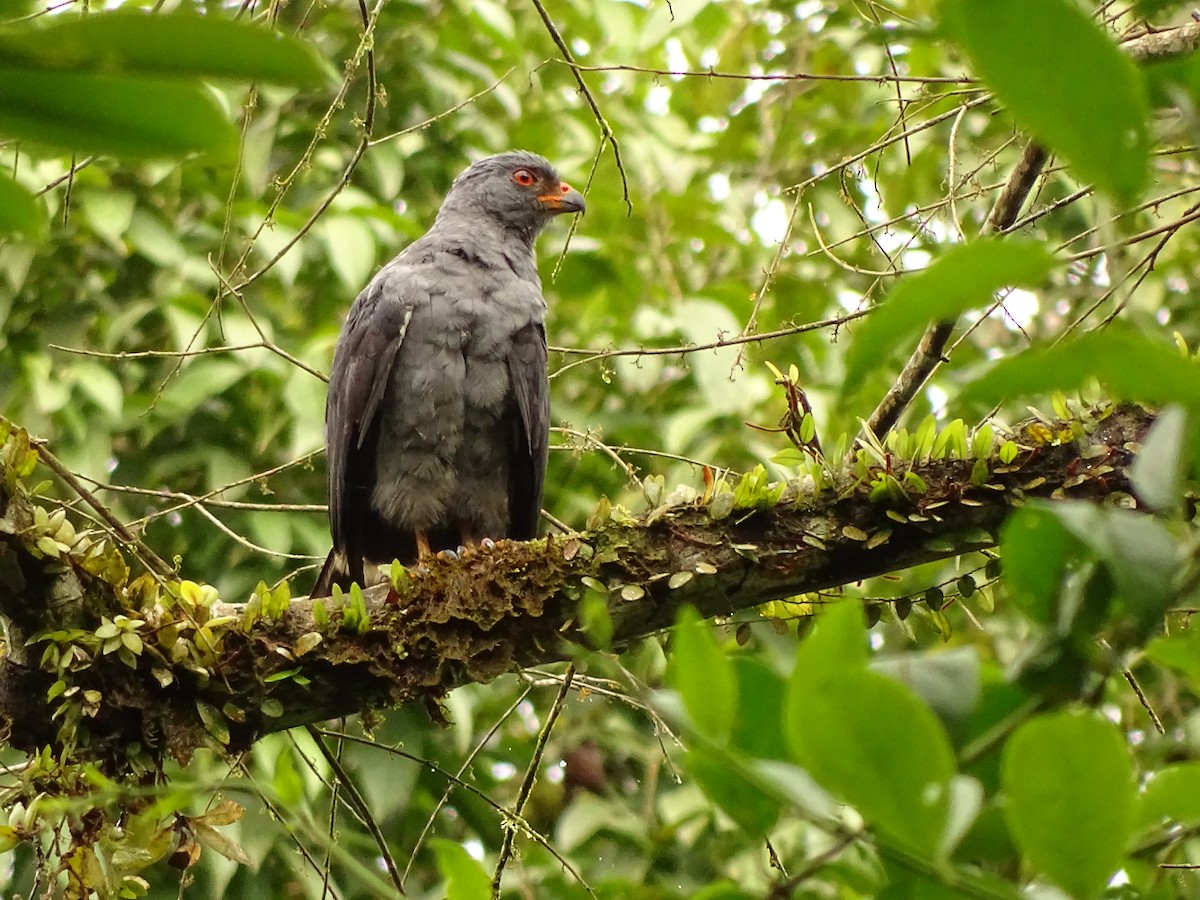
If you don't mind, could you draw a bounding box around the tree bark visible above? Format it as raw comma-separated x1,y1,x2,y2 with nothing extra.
0,405,1153,770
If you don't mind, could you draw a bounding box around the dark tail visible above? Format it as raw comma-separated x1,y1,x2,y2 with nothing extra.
311,550,346,599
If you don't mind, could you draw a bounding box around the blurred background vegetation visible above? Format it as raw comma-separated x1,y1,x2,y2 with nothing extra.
4,0,1200,897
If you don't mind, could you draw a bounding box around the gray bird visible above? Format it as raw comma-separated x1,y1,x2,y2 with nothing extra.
313,151,585,597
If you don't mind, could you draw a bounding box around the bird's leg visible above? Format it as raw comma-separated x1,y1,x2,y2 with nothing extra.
415,529,433,560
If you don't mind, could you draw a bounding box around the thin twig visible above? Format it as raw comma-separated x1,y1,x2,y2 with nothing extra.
529,0,631,213
124,449,322,528
492,664,576,898
192,502,314,560
82,477,324,513
36,156,95,196
151,0,381,411
402,687,534,885
370,68,516,146
555,60,973,86
321,729,597,897
320,729,342,900
1123,668,1166,735
785,96,991,195
550,309,871,379
307,725,407,896
766,831,859,899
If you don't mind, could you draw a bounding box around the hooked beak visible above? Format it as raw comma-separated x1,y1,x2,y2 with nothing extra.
538,181,586,215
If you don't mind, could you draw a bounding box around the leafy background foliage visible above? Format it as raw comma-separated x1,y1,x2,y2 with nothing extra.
4,0,1200,897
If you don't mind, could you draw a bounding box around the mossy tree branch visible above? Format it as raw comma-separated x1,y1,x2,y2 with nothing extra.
0,405,1152,770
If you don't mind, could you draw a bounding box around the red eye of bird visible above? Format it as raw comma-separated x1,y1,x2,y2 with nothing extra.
512,169,535,186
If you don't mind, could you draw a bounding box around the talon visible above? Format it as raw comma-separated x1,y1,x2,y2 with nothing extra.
480,537,496,549
437,548,459,561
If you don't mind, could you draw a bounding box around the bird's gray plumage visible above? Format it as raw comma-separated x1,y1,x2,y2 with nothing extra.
314,151,584,596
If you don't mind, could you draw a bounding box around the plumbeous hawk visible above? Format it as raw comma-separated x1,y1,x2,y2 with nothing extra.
313,151,585,597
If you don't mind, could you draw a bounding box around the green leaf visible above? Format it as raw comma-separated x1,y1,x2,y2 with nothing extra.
1145,54,1200,117
1002,710,1134,898
0,172,42,237
1051,504,1179,642
997,506,1077,625
271,745,304,806
0,68,235,158
1136,762,1200,832
750,759,840,822
871,647,980,739
786,604,955,856
72,362,124,417
577,589,612,649
959,327,1200,413
791,600,869,676
691,884,755,900
159,360,247,415
1129,405,1187,516
941,775,984,859
877,859,1016,900
1133,0,1176,17
788,667,955,856
343,582,370,634
729,657,789,760
844,240,1053,394
431,838,490,900
1145,628,1200,688
80,190,136,248
942,0,1149,202
670,606,736,742
196,701,230,746
261,699,284,718
321,215,378,292
0,12,325,86
687,746,781,837
1002,501,1178,651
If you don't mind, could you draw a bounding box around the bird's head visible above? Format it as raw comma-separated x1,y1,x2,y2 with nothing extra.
435,151,586,241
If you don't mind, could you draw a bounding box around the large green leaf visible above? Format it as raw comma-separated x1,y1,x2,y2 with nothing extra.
691,885,756,900
0,69,234,158
958,328,1200,412
1002,710,1134,898
997,506,1078,626
1049,503,1179,642
942,0,1149,202
871,647,980,739
1145,628,1200,691
1002,500,1178,647
728,657,789,760
669,606,736,742
1129,405,1188,516
0,172,41,237
843,240,1053,395
1136,762,1200,832
431,839,490,900
686,746,781,837
785,603,955,857
0,12,325,86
